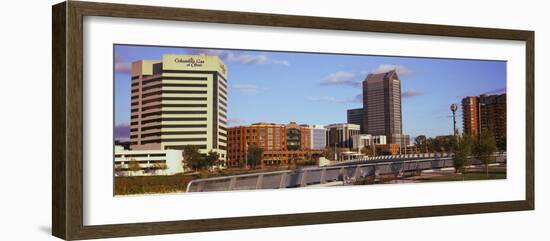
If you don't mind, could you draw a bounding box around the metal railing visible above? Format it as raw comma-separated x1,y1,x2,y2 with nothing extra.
186,153,506,192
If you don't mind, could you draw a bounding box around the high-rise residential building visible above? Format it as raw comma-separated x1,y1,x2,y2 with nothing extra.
301,124,327,150
227,122,321,167
362,70,404,144
326,123,361,148
461,93,506,148
462,96,480,137
347,108,364,132
129,54,228,162
479,94,506,147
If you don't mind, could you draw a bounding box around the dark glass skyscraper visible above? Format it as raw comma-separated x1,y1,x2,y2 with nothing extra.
347,108,364,132
362,70,406,145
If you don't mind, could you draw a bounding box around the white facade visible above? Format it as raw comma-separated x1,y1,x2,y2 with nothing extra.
114,145,184,176
130,54,228,162
326,123,361,148
352,134,387,149
303,124,327,150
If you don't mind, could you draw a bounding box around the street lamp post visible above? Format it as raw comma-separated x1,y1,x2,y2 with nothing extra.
450,104,458,143
245,142,248,169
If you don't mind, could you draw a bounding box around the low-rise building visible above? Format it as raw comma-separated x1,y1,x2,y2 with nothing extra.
114,145,184,176
351,134,387,149
301,124,327,150
326,123,361,148
391,133,410,147
338,151,365,161
227,122,322,167
375,143,401,155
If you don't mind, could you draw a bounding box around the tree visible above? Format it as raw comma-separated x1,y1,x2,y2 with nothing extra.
204,150,220,170
246,144,264,169
322,146,336,160
444,136,459,153
127,159,141,176
414,135,427,153
454,134,474,175
497,136,507,151
183,145,204,171
473,131,497,178
426,137,440,153
360,146,374,156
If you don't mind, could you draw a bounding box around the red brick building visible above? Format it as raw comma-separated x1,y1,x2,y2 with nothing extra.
462,96,480,137
227,122,321,167
462,93,506,149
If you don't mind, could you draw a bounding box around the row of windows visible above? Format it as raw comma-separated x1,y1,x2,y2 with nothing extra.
164,145,207,150
140,103,207,112
141,97,208,105
142,76,163,85
142,83,208,92
219,99,227,108
218,78,227,89
114,153,166,158
219,86,227,96
140,138,207,144
161,90,207,95
228,128,284,135
141,117,207,125
140,131,207,138
142,91,162,98
139,124,207,132
162,76,208,81
141,111,208,118
219,93,227,102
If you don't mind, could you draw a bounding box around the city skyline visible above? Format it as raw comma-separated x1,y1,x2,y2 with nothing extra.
114,44,506,140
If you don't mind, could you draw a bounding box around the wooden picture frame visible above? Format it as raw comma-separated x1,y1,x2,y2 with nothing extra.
52,1,534,240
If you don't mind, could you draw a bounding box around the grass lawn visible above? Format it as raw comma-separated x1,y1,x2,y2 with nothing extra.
417,167,506,182
115,174,195,195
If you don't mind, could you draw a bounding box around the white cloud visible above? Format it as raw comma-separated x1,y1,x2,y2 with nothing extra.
319,71,359,86
308,94,362,104
369,64,412,76
225,53,269,64
114,62,131,74
187,49,225,56
401,90,425,98
187,49,290,66
271,59,291,66
114,54,131,74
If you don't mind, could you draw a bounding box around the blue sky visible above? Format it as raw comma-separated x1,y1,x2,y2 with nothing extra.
114,44,506,140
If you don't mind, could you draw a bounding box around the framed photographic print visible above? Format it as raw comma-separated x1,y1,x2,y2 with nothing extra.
52,1,534,240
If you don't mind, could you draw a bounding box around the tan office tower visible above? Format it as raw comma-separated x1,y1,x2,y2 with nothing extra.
129,54,228,162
